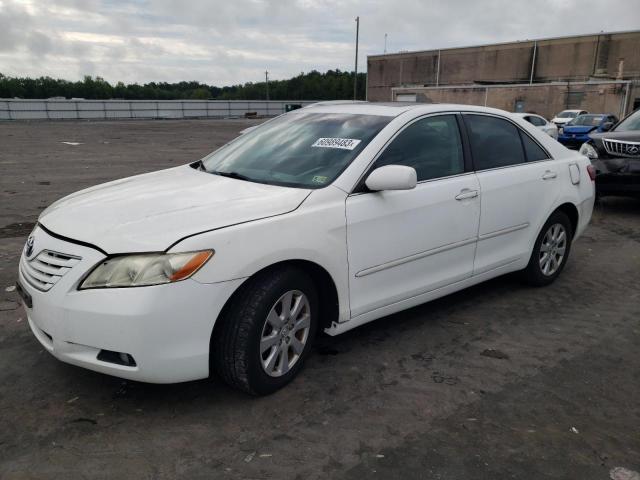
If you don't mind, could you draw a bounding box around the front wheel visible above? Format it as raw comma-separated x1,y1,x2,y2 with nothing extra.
212,266,318,395
522,211,573,286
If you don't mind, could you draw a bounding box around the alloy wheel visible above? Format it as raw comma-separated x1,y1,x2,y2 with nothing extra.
259,290,311,377
539,223,567,276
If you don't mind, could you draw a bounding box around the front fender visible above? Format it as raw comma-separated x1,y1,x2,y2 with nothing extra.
168,186,351,322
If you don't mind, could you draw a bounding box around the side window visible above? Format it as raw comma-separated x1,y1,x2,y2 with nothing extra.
375,115,464,181
464,115,525,170
530,116,546,127
520,131,549,162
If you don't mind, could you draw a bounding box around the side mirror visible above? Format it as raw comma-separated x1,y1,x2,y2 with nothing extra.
365,165,417,192
601,122,613,132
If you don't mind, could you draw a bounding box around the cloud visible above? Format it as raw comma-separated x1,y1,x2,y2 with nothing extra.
0,0,638,85
0,0,33,52
26,31,54,57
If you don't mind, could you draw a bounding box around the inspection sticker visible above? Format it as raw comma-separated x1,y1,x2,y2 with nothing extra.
311,137,362,150
311,175,328,184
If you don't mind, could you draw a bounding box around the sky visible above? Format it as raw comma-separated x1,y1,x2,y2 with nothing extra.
0,0,639,86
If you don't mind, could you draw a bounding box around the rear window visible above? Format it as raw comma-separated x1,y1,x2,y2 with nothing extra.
526,116,546,127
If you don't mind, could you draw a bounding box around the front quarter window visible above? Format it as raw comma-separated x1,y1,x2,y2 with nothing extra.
200,112,391,189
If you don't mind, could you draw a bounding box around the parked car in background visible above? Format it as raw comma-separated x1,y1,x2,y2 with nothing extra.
513,113,558,139
579,108,640,198
552,109,588,126
17,102,595,395
559,113,618,149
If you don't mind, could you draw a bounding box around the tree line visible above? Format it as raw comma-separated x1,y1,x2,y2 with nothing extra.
0,70,367,101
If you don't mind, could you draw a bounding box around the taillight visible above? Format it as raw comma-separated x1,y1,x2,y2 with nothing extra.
586,164,596,181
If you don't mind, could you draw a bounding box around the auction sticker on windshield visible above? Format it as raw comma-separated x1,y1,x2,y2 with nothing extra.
311,138,362,150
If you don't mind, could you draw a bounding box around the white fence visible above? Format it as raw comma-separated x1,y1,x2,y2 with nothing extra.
0,99,318,120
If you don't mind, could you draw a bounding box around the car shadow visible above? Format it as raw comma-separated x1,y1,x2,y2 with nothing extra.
595,196,640,214
47,272,520,410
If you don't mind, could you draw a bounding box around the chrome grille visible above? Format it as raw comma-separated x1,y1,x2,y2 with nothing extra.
602,138,640,158
20,250,81,292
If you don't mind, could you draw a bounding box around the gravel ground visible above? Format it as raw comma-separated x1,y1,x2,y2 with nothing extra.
1,119,639,479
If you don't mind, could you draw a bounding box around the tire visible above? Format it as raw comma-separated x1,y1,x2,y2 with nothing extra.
522,210,573,287
212,266,318,395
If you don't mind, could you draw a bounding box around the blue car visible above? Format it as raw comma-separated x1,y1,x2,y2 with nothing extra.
558,113,618,148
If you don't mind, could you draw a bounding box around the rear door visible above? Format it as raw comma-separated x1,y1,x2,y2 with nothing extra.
345,114,480,317
463,113,558,275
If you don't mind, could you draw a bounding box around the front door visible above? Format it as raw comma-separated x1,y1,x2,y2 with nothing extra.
345,114,481,318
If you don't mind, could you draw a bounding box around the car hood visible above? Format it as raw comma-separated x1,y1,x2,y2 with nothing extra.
552,117,572,124
39,165,312,253
563,125,597,134
589,130,640,142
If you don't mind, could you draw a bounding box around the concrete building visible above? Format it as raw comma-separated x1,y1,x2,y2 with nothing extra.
367,30,640,119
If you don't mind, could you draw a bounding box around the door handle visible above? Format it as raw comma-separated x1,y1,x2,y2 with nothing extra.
542,170,557,180
455,189,479,200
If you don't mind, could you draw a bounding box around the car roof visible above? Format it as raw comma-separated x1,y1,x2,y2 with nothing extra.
301,101,513,118
513,112,545,118
301,101,421,116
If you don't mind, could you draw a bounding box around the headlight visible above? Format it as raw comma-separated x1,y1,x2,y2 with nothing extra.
80,250,213,289
579,142,598,159
558,127,564,135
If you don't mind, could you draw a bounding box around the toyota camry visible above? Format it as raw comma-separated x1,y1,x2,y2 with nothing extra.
17,102,595,395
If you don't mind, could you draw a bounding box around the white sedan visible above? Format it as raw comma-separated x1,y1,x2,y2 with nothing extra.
18,102,595,395
513,112,559,139
551,109,588,127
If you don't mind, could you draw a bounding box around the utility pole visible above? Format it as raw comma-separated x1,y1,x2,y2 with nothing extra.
384,33,387,54
529,41,537,85
265,70,269,101
354,16,359,101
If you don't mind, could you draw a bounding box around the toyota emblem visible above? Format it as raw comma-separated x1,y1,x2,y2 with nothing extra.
25,235,35,257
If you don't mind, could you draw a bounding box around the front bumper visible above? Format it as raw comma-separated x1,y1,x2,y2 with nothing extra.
592,156,640,198
19,225,244,383
558,134,590,148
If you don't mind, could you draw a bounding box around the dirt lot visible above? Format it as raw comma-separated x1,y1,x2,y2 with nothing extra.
1,119,639,479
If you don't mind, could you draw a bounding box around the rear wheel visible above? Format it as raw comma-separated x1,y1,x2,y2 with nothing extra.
522,211,573,286
212,266,318,395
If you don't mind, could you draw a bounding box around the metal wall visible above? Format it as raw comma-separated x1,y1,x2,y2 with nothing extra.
0,99,317,121
391,81,637,120
368,30,640,102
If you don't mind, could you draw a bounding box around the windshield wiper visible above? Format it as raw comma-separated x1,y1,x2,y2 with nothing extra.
211,170,252,181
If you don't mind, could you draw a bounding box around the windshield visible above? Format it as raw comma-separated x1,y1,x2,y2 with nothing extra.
567,114,604,126
201,112,391,188
614,110,640,132
557,111,578,118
